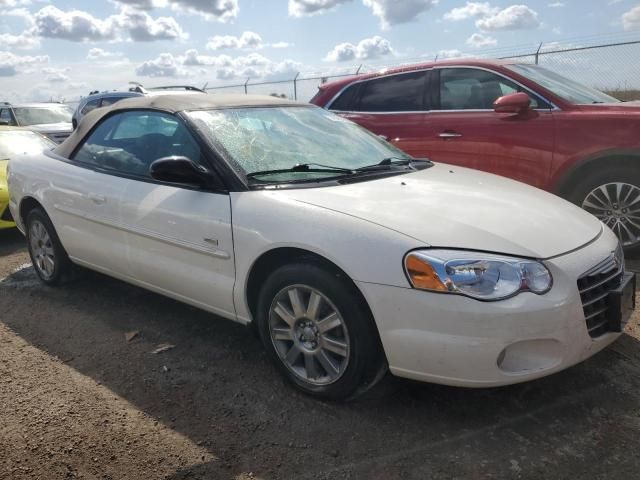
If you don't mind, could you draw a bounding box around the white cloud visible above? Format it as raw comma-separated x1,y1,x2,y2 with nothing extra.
115,8,187,41
87,48,126,61
444,2,497,21
476,4,539,31
623,5,640,30
0,0,31,7
178,49,301,81
548,2,564,7
30,5,187,42
288,0,352,17
437,49,463,59
363,0,437,28
113,0,239,22
466,32,497,47
206,31,262,50
325,35,393,62
0,30,40,49
0,51,48,77
136,52,188,77
270,41,293,49
42,67,70,83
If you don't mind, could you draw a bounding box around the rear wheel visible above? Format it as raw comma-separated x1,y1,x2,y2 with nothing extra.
256,262,386,400
568,166,640,251
26,208,72,285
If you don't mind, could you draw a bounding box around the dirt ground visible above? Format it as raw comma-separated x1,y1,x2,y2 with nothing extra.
2,227,640,480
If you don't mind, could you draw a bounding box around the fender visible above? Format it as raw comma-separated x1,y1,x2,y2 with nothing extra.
551,148,640,195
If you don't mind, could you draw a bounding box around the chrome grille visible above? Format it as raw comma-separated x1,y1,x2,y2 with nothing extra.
577,245,625,338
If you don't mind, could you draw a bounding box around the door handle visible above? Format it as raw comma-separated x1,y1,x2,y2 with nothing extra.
88,193,106,205
438,131,463,139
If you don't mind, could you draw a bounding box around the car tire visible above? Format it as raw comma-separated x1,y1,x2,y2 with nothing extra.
25,207,73,285
567,165,640,253
256,262,386,400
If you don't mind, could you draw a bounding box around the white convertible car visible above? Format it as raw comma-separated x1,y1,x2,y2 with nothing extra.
7,94,636,399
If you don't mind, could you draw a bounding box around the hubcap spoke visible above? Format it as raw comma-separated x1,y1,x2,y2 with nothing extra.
317,350,339,376
304,353,320,380
285,344,302,365
272,327,292,341
306,291,322,321
288,288,305,318
322,337,348,357
273,301,296,327
317,312,341,334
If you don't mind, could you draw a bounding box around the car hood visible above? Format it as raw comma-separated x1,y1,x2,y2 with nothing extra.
28,122,73,133
283,163,603,259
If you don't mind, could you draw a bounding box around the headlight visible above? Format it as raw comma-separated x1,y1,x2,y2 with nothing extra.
404,249,552,301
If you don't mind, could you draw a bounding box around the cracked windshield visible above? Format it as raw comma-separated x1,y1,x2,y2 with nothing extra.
188,107,410,182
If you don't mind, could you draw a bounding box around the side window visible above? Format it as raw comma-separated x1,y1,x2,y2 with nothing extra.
358,71,427,112
72,111,201,179
439,68,546,110
329,84,361,111
100,97,121,108
0,108,16,125
81,99,101,115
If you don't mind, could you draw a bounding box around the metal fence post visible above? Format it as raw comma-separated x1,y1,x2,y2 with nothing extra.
244,77,250,94
293,72,300,100
535,42,543,65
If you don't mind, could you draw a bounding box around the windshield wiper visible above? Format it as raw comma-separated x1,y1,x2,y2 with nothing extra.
246,162,354,180
355,157,415,172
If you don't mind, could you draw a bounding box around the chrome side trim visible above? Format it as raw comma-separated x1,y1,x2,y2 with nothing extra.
53,203,231,260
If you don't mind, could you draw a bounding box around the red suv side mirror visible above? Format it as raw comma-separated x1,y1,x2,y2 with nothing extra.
493,92,531,114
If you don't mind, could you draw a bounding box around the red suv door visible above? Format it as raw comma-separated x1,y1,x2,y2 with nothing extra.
422,67,556,188
328,69,430,158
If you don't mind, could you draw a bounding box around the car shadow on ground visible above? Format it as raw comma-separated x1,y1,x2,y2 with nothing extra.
1,266,640,479
0,228,25,258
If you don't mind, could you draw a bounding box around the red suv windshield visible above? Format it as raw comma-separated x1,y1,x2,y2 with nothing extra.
507,64,619,105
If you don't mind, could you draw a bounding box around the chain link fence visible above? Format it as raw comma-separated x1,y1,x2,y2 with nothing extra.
205,34,640,102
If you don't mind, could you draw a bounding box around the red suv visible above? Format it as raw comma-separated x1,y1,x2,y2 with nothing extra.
311,59,640,250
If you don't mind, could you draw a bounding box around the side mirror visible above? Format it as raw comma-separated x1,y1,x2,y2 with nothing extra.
149,156,213,187
493,92,531,114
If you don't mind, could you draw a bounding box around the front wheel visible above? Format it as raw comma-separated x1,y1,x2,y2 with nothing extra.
256,263,386,400
568,167,640,251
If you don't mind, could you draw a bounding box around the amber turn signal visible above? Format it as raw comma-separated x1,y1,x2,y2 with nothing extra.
405,254,448,291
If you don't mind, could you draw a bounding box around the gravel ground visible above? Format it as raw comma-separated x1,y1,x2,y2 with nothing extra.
1,227,640,480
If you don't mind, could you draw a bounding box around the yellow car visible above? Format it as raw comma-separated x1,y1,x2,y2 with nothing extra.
0,127,55,229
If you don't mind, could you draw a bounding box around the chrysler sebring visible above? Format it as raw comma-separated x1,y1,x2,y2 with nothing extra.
7,94,636,399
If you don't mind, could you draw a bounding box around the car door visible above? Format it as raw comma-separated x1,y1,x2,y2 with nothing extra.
329,70,431,158
422,67,555,188
71,110,236,319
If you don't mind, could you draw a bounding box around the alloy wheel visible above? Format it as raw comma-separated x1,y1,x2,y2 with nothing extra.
268,285,350,386
582,182,640,247
29,219,56,280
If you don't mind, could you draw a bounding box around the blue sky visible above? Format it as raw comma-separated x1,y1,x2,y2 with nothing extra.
1,0,639,101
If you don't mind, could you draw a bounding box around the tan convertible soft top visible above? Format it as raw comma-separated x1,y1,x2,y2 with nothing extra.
55,93,298,159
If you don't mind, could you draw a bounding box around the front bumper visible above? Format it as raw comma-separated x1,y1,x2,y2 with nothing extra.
358,228,626,387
